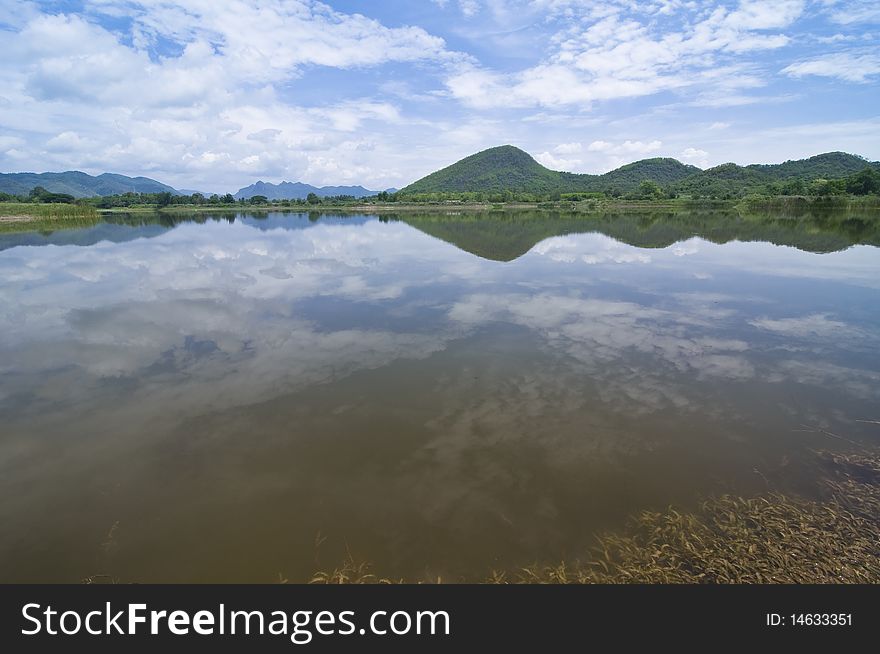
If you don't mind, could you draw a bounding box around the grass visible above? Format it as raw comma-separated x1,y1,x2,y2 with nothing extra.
310,447,880,584
30,197,880,218
0,202,99,233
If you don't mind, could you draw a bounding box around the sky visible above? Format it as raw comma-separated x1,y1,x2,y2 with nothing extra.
0,0,879,193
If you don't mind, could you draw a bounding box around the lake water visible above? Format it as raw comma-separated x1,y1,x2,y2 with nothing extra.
1,209,879,582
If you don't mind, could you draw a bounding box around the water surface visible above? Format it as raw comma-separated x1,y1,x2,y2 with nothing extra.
1,210,878,582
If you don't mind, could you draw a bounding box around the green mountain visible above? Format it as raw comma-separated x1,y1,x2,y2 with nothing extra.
400,145,879,198
0,171,179,198
748,152,874,180
673,154,880,198
594,157,700,191
400,145,699,196
673,163,768,198
401,145,572,194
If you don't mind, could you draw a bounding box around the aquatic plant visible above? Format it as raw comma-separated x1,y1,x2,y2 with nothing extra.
309,448,880,584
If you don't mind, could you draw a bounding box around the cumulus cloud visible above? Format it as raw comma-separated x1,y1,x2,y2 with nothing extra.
577,139,664,170
0,0,879,189
553,142,583,154
680,147,709,167
0,2,463,190
534,151,581,170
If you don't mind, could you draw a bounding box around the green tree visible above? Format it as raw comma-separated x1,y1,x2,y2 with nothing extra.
28,186,49,201
638,179,663,199
782,178,806,195
306,192,320,205
845,168,880,195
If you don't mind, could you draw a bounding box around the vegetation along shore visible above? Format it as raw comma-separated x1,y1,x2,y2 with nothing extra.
2,146,879,233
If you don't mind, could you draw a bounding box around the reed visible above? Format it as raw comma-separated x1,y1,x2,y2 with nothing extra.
0,202,100,233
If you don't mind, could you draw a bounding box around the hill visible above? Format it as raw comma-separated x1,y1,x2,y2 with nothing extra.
747,151,874,180
673,154,880,198
401,145,579,195
0,171,178,198
590,158,700,192
234,181,385,200
401,147,699,196
400,145,880,199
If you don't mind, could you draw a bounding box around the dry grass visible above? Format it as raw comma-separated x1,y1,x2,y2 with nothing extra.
309,558,404,585
310,448,880,584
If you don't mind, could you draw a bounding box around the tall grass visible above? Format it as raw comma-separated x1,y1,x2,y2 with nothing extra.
0,202,98,219
0,202,99,233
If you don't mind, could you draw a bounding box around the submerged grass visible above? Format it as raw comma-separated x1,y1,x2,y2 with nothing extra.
311,448,880,584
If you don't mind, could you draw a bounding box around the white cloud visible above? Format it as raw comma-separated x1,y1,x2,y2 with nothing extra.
680,147,707,158
459,0,481,16
588,140,662,154
553,141,583,154
680,147,709,167
0,0,878,189
0,3,474,190
782,53,880,82
534,151,581,170
45,131,90,152
91,0,452,76
577,139,664,172
822,0,880,25
433,0,480,15
446,1,805,108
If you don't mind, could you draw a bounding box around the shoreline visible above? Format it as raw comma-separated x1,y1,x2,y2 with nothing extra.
1,196,878,235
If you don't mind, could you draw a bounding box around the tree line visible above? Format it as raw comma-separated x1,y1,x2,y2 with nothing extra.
2,166,878,207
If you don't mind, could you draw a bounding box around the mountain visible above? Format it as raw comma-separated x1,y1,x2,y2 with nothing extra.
747,152,875,180
400,145,879,198
400,146,698,195
233,181,385,200
673,154,880,197
597,158,700,189
402,145,573,194
0,171,178,198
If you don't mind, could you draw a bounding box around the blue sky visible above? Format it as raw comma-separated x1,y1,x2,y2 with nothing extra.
0,0,878,193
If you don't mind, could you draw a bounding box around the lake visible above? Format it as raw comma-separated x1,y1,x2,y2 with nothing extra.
1,209,879,582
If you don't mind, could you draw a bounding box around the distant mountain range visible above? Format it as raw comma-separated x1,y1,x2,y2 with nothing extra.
2,148,877,201
0,171,178,198
0,170,393,200
400,145,880,196
232,180,394,200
